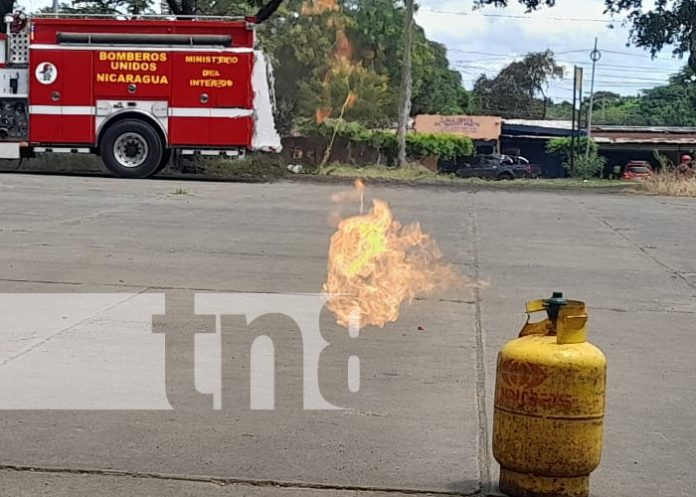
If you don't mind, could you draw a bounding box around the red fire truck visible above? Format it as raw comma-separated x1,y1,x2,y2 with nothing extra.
0,11,281,178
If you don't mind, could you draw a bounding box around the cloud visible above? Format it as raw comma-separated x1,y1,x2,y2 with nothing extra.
415,0,685,99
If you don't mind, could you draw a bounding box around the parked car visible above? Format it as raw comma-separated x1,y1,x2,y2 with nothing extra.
501,155,543,179
622,161,654,180
455,154,518,180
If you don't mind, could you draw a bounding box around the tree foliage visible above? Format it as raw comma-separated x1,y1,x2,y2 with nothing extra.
302,120,474,161
475,0,696,71
471,50,563,118
547,136,604,179
255,0,469,132
546,65,696,126
637,65,696,125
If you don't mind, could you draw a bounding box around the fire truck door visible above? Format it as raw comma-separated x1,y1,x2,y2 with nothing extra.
29,49,94,144
169,52,254,147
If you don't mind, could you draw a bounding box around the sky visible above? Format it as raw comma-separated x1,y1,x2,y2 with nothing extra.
415,0,686,102
18,0,686,103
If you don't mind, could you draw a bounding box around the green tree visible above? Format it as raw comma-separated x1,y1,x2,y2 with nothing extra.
259,0,468,130
546,91,646,125
56,0,151,15
547,136,605,179
475,0,696,72
343,0,468,115
472,50,563,118
637,66,696,126
411,39,469,115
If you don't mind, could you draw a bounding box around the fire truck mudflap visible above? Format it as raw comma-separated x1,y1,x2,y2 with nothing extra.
0,12,281,178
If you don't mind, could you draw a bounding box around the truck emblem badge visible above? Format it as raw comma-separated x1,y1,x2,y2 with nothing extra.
35,62,57,85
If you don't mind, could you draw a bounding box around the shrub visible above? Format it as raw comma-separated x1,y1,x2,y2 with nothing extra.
547,136,606,179
568,154,607,179
299,120,474,163
640,171,696,197
547,136,598,159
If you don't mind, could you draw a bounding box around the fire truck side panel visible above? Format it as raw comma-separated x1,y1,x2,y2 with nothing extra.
168,51,254,147
170,51,253,108
93,50,172,100
60,50,94,143
210,115,253,145
29,49,94,143
169,116,210,145
169,115,253,146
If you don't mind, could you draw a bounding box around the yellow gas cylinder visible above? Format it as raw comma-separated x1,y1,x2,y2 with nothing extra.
493,293,607,497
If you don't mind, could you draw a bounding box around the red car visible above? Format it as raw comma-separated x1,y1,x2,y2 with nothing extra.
622,161,654,180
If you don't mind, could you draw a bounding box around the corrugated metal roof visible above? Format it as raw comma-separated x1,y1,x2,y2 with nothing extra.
593,125,696,134
503,119,575,130
503,122,696,134
595,137,696,144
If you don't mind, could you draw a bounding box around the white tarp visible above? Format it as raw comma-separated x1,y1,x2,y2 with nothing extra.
251,51,282,152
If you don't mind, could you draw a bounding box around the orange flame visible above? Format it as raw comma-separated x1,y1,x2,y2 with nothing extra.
301,0,339,16
302,0,358,124
334,28,353,61
316,107,332,124
343,90,358,110
323,182,461,328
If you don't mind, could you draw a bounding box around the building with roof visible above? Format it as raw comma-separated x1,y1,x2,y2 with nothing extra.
413,115,502,154
500,119,579,178
593,126,696,172
502,121,696,177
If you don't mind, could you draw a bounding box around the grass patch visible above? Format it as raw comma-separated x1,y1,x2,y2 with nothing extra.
0,154,103,173
317,164,628,189
319,163,444,181
171,187,190,196
184,155,288,181
637,172,696,197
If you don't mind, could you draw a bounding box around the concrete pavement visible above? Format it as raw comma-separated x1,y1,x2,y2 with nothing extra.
0,173,694,496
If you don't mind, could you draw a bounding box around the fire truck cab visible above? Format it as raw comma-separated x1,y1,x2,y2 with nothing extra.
0,11,281,178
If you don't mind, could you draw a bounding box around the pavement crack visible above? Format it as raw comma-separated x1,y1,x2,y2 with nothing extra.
0,465,483,496
592,305,696,315
470,194,492,494
570,197,696,293
0,289,149,368
0,277,84,286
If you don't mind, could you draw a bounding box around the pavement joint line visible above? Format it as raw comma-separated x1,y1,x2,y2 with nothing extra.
0,278,84,286
0,279,477,306
470,194,492,494
591,305,696,315
0,465,484,497
0,288,149,368
570,197,696,294
31,204,145,232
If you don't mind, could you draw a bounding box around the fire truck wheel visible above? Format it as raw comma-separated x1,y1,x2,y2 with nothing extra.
154,149,173,175
101,119,164,179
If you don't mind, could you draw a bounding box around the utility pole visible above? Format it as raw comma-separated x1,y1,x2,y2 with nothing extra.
570,67,577,175
586,38,601,157
576,68,583,161
570,66,583,175
53,0,59,13
397,0,414,168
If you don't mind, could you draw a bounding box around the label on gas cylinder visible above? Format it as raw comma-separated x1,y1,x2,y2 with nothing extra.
495,358,604,417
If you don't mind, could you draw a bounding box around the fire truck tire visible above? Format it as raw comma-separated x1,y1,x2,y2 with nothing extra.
154,149,173,175
100,119,164,179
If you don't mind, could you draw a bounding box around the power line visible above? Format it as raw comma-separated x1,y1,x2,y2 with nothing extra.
601,49,678,61
559,61,682,73
419,7,619,24
448,48,609,57
452,63,673,82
